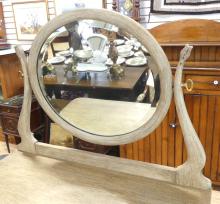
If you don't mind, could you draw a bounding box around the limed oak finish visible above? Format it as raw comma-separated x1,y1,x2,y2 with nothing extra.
0,10,210,203
0,151,210,204
120,19,220,186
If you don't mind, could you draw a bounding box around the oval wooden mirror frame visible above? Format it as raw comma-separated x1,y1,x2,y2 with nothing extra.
28,9,172,145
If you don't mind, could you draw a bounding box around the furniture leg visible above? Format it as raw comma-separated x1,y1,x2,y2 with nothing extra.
5,134,10,153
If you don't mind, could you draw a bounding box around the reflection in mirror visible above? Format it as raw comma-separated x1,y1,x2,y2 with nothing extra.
37,19,160,138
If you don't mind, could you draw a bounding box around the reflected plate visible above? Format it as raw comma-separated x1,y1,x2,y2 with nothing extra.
56,50,72,57
77,63,108,72
134,51,145,57
125,57,147,66
118,51,134,58
47,56,65,64
114,39,125,45
105,57,125,66
125,40,134,46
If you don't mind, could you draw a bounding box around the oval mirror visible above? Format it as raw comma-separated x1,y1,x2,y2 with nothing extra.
28,9,172,145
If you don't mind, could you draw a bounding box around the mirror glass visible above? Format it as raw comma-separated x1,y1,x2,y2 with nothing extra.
37,19,159,136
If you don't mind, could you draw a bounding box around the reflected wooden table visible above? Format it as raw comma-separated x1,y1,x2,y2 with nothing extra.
43,65,147,101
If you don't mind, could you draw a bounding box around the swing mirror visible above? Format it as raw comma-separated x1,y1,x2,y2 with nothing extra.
28,9,172,145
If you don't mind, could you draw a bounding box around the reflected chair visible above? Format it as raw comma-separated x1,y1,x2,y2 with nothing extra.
86,34,108,52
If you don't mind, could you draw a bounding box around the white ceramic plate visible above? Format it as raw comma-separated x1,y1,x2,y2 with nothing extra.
134,51,145,57
125,40,134,46
56,50,72,57
118,51,134,58
125,57,147,66
105,57,125,66
117,44,133,51
48,56,65,64
114,39,125,45
77,63,108,72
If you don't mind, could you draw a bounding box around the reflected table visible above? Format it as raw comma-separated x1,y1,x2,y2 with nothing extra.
43,65,147,101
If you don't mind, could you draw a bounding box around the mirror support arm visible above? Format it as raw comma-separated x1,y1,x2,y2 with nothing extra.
174,44,211,189
16,45,37,154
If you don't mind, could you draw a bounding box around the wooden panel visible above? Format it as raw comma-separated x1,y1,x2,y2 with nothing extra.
201,47,209,61
138,139,144,161
208,47,216,62
215,47,220,61
194,47,201,62
119,144,125,158
199,96,208,148
132,141,139,161
149,19,220,44
144,135,150,162
161,115,168,166
0,53,23,99
150,130,156,163
211,97,220,181
125,143,133,160
192,95,201,135
167,99,175,167
204,96,216,178
183,95,193,162
155,125,162,164
174,117,183,167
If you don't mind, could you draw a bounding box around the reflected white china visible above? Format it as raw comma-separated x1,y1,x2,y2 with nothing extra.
125,56,147,66
118,50,134,58
47,56,65,64
114,39,125,45
117,45,133,56
56,50,72,57
74,49,93,60
134,51,145,57
105,56,125,65
76,63,108,72
125,38,139,46
133,42,141,50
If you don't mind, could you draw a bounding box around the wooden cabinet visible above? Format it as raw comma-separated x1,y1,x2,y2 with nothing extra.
120,19,220,186
121,74,220,167
0,95,45,152
0,52,24,99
